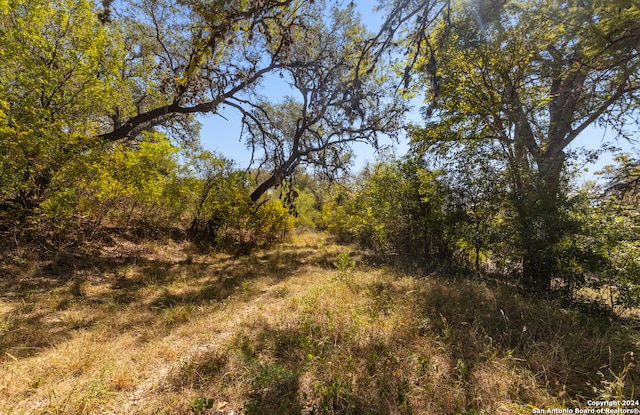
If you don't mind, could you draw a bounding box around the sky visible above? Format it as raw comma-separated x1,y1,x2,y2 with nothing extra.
197,1,637,181
198,1,396,171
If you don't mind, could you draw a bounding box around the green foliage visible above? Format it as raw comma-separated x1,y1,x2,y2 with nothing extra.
222,197,293,250
81,132,187,229
321,183,379,247
190,397,214,415
577,174,640,309
406,0,640,291
601,153,640,206
333,252,355,283
186,150,294,251
0,0,382,242
288,172,327,230
536,175,640,308
611,243,640,309
322,155,465,261
293,187,320,230
321,147,640,305
0,0,119,225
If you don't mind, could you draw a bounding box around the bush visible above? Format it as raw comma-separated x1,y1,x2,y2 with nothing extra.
322,156,459,260
186,151,294,251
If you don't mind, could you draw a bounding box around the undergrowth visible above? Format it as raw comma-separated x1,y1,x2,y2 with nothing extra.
0,230,638,414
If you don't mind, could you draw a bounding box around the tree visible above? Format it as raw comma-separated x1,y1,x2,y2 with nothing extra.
186,150,237,238
322,155,459,259
99,0,407,204
429,142,508,273
0,0,119,223
181,149,294,249
239,3,406,202
595,155,640,309
83,132,185,229
408,0,640,291
95,0,301,143
601,152,640,206
0,0,408,232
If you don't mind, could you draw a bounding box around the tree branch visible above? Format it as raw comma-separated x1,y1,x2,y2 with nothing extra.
97,62,282,142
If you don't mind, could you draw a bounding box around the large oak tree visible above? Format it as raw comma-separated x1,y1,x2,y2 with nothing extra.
0,0,403,227
408,0,640,291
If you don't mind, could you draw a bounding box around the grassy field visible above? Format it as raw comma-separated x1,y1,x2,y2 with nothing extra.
0,231,638,414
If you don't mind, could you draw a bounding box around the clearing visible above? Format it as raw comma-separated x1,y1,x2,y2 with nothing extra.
0,231,638,414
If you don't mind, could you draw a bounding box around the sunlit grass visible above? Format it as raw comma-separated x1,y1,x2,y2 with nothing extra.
0,230,638,414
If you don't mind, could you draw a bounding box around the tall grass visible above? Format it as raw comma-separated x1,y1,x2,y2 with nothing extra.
0,230,638,414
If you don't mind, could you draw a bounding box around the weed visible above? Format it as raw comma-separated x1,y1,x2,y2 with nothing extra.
246,363,300,414
315,375,353,412
415,355,431,377
190,396,214,414
29,376,42,390
333,252,355,283
457,358,471,382
594,352,636,400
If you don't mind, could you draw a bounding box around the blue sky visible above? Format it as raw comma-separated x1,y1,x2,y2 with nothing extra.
197,1,636,181
198,1,394,171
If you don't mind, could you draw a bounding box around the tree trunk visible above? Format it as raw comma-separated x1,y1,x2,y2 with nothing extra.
249,157,299,203
522,247,552,292
519,153,566,293
250,173,282,203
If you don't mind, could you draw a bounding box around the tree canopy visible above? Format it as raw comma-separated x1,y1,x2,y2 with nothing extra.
407,0,640,290
1,0,639,297
0,0,404,222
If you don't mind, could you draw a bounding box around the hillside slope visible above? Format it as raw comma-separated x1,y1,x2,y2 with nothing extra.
0,231,638,414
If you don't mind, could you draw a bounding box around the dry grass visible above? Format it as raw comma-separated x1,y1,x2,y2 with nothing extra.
0,230,638,414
